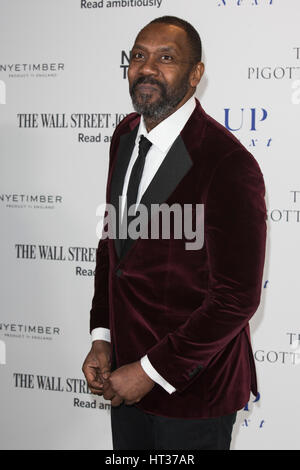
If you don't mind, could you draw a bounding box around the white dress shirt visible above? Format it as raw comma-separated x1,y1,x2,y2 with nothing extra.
92,95,197,394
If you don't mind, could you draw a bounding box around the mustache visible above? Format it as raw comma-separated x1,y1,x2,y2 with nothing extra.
130,76,166,94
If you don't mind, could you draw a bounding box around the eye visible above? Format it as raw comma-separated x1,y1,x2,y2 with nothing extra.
161,55,174,63
130,52,145,61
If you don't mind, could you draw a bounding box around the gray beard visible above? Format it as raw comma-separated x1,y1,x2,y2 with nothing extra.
130,78,190,123
131,92,185,122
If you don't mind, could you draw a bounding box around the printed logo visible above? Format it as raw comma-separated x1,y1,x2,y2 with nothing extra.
0,193,63,210
121,50,130,79
224,107,271,148
80,0,163,9
14,244,97,277
16,112,127,143
0,63,65,79
254,332,300,365
267,190,300,223
249,48,300,82
13,372,111,411
224,107,268,132
242,393,265,429
0,323,60,341
217,0,273,6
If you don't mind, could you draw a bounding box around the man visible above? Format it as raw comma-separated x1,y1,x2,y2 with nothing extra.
82,16,267,450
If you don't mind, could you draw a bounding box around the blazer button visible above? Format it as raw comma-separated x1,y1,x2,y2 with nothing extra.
116,268,123,277
188,365,203,378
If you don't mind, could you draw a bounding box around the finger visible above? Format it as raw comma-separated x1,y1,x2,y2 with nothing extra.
89,387,103,395
84,366,102,385
85,372,104,393
88,381,104,393
103,387,116,401
90,388,103,396
100,368,111,381
87,380,103,392
88,379,104,391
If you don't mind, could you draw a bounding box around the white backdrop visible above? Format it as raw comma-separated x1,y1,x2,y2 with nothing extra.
0,0,299,450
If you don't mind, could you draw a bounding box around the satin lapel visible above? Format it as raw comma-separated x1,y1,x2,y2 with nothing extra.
109,125,139,259
119,135,193,260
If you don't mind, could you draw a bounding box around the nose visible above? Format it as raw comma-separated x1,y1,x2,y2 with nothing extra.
138,55,159,76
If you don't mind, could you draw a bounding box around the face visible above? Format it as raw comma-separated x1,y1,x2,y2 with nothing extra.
128,23,202,122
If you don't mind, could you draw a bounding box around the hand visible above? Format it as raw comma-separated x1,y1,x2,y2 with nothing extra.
82,340,116,397
104,361,155,406
102,380,124,407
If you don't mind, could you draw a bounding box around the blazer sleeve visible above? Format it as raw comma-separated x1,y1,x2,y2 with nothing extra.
89,127,118,333
146,148,267,393
89,114,139,334
89,235,110,333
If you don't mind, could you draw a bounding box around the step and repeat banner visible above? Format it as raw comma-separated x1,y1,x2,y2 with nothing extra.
0,0,299,450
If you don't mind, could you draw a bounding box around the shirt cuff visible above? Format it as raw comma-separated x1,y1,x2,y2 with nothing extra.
140,355,176,395
91,327,111,343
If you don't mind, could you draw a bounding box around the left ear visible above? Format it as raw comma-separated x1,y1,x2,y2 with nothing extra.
189,62,205,88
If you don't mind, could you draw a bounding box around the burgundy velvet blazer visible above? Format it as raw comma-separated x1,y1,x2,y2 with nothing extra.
90,99,267,419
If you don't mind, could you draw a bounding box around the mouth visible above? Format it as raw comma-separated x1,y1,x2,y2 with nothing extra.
135,83,159,93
